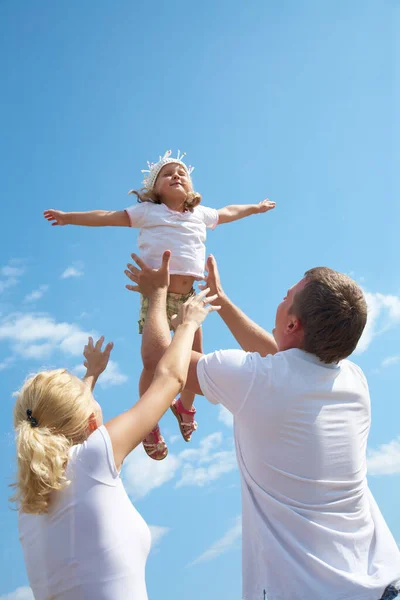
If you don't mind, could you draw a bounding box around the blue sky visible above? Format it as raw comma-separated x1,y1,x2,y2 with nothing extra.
0,1,399,598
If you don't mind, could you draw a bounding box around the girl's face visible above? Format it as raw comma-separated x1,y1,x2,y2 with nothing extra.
154,163,192,200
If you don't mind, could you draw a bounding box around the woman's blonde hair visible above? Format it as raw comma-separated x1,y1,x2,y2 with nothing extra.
11,369,94,515
128,188,202,213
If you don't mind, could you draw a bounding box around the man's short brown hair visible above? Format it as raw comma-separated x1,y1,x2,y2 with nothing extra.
290,267,367,364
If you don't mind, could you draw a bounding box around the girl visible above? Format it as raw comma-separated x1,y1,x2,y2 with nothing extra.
12,290,217,600
44,150,275,460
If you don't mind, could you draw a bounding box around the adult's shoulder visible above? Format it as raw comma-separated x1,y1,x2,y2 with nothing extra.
341,358,369,387
69,425,119,485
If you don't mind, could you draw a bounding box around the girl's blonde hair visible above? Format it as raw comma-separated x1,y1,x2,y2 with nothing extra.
128,188,202,213
11,369,94,515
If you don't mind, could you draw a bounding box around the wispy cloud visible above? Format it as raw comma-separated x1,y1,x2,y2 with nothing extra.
123,444,181,499
356,290,400,353
169,434,181,444
98,360,128,388
149,525,170,550
0,587,34,600
123,432,237,499
72,360,127,387
188,516,241,567
24,284,49,303
381,355,400,369
61,262,84,279
218,405,233,428
367,437,400,476
0,312,126,388
0,356,15,371
176,432,237,488
0,312,95,359
0,262,25,294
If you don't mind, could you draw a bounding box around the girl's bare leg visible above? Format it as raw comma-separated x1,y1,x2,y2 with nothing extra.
179,326,202,417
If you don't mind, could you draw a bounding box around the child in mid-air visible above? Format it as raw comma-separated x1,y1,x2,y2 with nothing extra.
44,150,275,460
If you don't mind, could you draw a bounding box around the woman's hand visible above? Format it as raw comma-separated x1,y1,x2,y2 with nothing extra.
83,336,114,378
172,288,220,330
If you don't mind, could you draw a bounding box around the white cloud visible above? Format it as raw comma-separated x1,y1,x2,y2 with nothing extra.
176,432,237,488
0,312,95,360
59,331,93,356
24,284,49,303
1,265,24,278
61,262,84,279
98,360,128,388
71,360,127,387
14,342,54,360
0,587,34,600
367,437,400,476
72,364,86,376
188,516,241,566
0,355,15,371
218,405,233,428
123,432,237,499
0,261,25,294
356,290,400,353
0,278,18,294
169,434,181,444
381,355,400,369
123,444,181,499
149,525,170,550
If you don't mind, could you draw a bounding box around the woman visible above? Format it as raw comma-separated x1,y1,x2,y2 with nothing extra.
12,284,218,600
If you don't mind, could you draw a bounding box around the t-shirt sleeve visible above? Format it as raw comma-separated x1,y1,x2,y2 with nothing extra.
124,202,151,228
70,425,119,486
196,205,219,229
197,349,258,416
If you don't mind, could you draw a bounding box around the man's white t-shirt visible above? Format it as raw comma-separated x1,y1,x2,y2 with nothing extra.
125,202,219,279
19,426,151,600
197,348,400,600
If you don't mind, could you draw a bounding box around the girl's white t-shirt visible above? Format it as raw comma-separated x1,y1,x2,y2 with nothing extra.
125,202,219,279
19,426,151,600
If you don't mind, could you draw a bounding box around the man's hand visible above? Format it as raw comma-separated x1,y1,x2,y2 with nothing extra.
199,255,226,306
256,199,276,213
125,251,170,296
44,209,68,226
83,336,114,378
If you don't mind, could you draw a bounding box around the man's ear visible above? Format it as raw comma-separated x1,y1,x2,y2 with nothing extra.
286,316,301,333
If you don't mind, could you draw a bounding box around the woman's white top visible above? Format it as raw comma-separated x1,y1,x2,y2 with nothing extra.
19,426,151,600
125,202,219,279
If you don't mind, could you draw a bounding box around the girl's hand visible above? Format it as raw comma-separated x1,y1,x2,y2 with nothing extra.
83,336,114,377
257,199,276,213
44,209,68,226
173,288,220,330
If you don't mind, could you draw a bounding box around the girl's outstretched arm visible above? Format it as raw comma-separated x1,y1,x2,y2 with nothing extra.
44,209,130,227
217,199,275,224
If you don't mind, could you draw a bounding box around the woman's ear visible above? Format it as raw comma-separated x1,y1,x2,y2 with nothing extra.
88,413,98,433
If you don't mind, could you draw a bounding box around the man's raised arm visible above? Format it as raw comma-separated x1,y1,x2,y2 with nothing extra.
200,255,278,357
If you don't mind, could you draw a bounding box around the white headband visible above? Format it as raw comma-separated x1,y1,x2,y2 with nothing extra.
141,150,195,191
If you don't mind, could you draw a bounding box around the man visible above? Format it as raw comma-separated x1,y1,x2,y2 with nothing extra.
125,251,400,600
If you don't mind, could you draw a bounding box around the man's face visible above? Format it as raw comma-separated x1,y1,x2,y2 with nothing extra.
273,278,307,350
154,163,192,200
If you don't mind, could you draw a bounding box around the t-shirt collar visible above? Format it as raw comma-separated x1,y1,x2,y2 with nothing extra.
282,347,340,369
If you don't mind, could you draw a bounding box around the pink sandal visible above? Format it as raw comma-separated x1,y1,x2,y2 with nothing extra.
170,398,198,442
142,424,168,460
